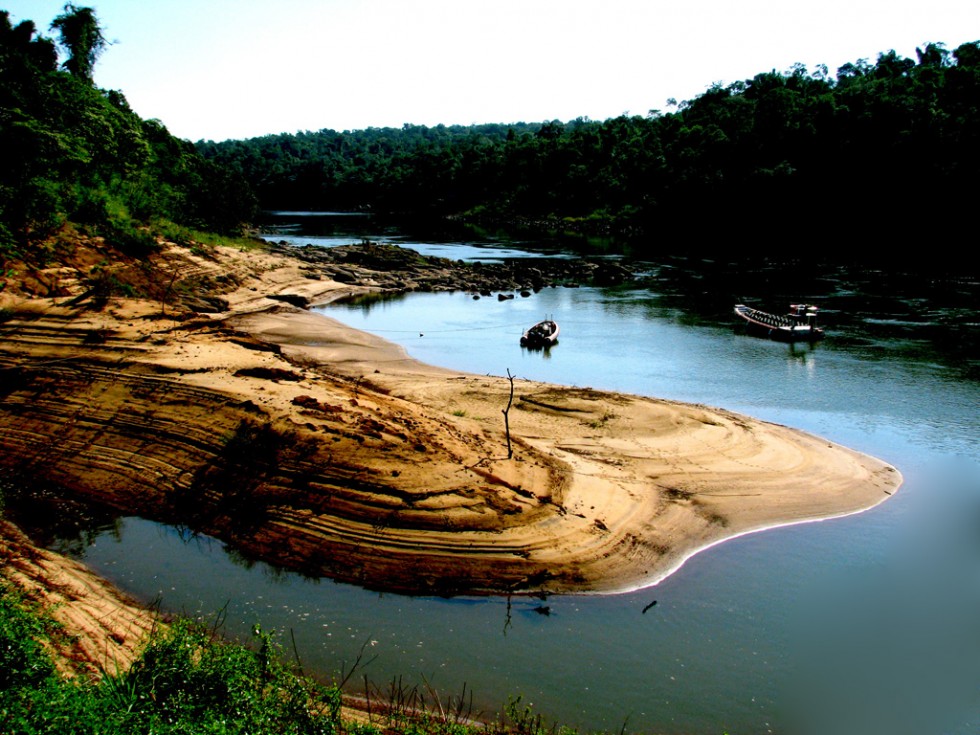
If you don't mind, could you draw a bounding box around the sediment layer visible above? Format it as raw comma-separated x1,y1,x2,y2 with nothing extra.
0,238,903,596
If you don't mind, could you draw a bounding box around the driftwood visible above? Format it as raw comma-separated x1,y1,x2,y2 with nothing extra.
502,369,515,459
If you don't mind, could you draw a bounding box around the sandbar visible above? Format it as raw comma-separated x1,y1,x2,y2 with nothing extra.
0,239,903,598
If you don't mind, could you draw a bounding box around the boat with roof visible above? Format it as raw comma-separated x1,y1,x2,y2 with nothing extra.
733,303,824,342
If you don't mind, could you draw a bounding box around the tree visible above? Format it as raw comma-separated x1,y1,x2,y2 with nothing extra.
50,3,106,82
0,13,58,76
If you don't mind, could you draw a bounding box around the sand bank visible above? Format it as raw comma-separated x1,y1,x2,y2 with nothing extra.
0,239,903,600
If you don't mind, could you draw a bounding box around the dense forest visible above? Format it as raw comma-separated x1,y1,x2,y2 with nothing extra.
201,41,980,248
3,3,978,256
0,6,256,261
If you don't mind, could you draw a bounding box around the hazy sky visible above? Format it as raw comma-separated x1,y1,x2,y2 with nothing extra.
5,1,978,142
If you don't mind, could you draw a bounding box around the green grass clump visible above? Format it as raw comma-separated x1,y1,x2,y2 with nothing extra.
0,581,59,691
0,578,344,734
0,570,591,735
183,226,268,252
119,620,342,734
153,219,264,253
0,580,70,733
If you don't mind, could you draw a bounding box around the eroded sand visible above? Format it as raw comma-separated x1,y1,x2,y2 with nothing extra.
0,238,902,671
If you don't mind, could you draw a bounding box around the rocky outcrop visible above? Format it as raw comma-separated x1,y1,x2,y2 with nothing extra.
265,242,635,298
0,236,901,599
0,308,567,596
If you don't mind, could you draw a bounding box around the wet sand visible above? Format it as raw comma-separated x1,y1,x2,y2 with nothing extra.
0,237,903,669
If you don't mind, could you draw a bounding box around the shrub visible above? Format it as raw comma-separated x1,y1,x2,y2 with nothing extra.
0,581,58,691
0,584,345,734
122,620,341,734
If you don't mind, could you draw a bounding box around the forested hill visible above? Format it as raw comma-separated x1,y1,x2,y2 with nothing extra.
0,8,256,258
4,4,977,256
201,41,980,247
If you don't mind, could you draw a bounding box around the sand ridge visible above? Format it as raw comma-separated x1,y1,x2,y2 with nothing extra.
0,238,902,601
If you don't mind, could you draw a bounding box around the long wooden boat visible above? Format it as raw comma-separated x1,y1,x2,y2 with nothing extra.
520,319,559,348
734,303,824,342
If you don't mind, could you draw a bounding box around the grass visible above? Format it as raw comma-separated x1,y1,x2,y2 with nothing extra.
0,576,347,734
149,219,269,258
0,570,599,735
160,220,268,252
584,412,616,430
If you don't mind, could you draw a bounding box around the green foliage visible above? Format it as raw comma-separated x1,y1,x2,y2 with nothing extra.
197,123,543,215
1,579,603,735
50,3,106,82
0,584,343,735
0,581,58,691
500,695,578,735
0,9,257,260
102,213,161,257
86,263,137,306
121,620,341,734
155,220,264,252
203,40,980,249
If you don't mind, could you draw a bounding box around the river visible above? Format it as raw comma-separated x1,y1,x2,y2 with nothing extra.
21,214,980,734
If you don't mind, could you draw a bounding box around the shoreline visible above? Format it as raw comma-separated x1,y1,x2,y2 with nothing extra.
0,236,903,664
597,497,895,597
291,292,901,598
220,263,903,596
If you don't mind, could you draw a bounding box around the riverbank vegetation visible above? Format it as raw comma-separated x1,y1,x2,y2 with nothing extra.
0,6,959,732
0,576,336,734
200,40,980,250
0,7,257,273
1,569,582,735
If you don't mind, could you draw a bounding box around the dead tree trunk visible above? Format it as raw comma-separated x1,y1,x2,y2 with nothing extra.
502,368,515,459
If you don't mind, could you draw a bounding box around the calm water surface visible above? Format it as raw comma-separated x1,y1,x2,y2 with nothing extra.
27,215,980,734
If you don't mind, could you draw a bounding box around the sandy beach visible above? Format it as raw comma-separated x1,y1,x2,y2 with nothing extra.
0,235,902,666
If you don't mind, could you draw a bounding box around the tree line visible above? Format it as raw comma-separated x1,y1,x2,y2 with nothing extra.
201,40,980,250
0,5,257,260
4,4,977,258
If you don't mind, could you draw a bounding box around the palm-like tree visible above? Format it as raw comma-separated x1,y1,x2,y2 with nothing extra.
49,3,105,82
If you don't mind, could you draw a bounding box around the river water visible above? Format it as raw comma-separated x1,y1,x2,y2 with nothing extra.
18,214,980,734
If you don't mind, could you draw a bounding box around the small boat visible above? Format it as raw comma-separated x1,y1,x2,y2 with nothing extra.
734,303,824,342
520,319,559,348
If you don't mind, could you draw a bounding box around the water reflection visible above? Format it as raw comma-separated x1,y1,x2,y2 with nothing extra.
5,215,980,733
259,212,978,379
632,256,979,381
323,285,980,454
1,476,122,558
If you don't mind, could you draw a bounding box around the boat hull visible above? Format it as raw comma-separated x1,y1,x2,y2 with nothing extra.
734,304,824,342
520,320,560,348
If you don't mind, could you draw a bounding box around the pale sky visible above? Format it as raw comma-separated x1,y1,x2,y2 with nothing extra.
5,1,978,142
